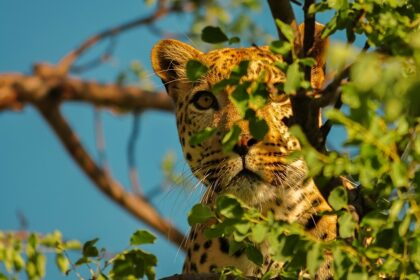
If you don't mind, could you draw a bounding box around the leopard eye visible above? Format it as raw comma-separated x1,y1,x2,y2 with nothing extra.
191,91,219,110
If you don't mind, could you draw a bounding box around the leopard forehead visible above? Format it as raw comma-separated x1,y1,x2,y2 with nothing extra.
202,46,284,81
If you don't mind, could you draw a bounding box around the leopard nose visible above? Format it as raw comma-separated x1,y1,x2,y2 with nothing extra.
232,137,258,156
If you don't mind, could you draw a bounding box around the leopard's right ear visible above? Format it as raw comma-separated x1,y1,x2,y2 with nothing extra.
151,39,202,84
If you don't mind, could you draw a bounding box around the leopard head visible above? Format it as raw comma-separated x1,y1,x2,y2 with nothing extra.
151,28,328,206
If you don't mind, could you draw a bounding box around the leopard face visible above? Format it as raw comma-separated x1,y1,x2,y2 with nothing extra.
151,39,326,208
151,32,335,279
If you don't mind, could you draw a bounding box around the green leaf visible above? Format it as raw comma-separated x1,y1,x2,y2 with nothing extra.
361,211,387,228
186,59,208,82
390,162,408,188
347,270,368,280
284,62,302,94
75,257,90,266
252,224,267,243
201,26,229,44
82,238,99,258
327,0,348,10
275,19,295,43
35,254,46,278
222,125,242,152
212,79,236,93
228,240,245,256
234,222,250,235
55,253,69,274
398,215,411,236
216,195,244,219
328,186,348,210
130,230,156,246
189,127,216,146
229,37,240,44
110,249,157,280
338,212,356,238
231,61,250,80
188,204,214,226
204,223,225,239
13,253,25,272
245,245,263,266
248,113,269,140
249,84,268,110
229,83,250,117
307,242,322,277
299,57,317,67
270,40,292,56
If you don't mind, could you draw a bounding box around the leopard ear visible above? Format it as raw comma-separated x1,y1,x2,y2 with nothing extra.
297,23,329,89
151,39,202,83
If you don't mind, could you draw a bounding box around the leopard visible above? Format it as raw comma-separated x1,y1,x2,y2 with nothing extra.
151,24,337,280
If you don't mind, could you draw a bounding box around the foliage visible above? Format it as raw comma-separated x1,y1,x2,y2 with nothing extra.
0,230,157,280
184,0,420,279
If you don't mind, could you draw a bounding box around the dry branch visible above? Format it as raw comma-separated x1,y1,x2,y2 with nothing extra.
0,70,173,112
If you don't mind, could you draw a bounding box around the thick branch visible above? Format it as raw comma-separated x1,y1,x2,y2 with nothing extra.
0,72,174,112
303,0,315,79
36,101,185,249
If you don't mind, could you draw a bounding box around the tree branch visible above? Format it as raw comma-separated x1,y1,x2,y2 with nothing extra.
267,0,299,41
0,71,174,112
267,0,300,60
35,101,186,249
302,0,315,79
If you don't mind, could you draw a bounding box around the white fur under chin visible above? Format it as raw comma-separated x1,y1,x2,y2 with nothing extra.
224,178,278,207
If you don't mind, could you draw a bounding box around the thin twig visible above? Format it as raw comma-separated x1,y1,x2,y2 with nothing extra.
94,109,110,172
315,66,350,108
70,38,116,74
16,210,29,231
57,0,171,74
127,112,143,195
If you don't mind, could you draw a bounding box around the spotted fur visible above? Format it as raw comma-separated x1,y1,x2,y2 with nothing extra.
151,27,335,279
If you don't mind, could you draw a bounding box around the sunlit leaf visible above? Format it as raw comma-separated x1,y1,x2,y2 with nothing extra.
188,204,215,226
328,186,348,210
186,60,208,82
189,127,216,146
130,230,156,246
338,212,356,238
222,125,242,152
275,19,295,43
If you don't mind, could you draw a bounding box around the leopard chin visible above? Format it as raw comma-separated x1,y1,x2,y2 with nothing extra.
220,159,307,207
222,169,279,207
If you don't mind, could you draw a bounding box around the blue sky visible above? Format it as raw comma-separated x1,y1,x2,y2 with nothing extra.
0,1,349,278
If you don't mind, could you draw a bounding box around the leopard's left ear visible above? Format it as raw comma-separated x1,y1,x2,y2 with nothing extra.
151,39,203,84
297,23,329,89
